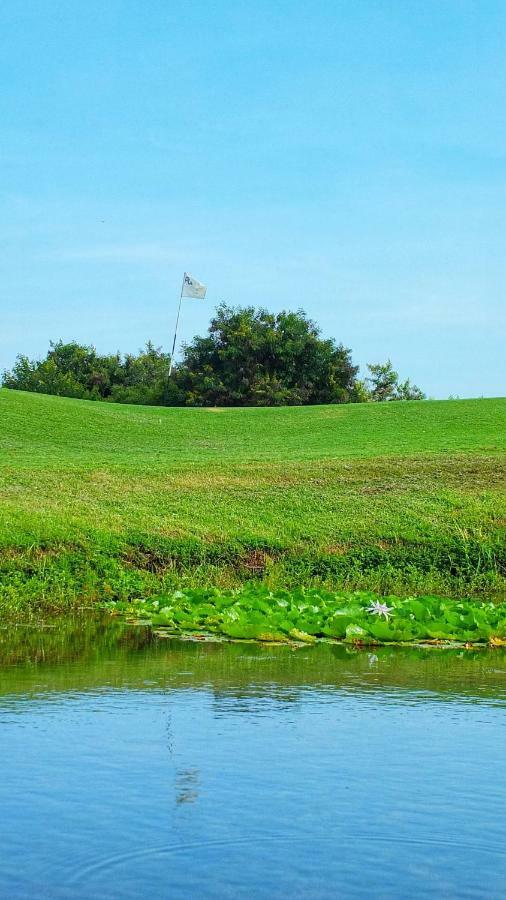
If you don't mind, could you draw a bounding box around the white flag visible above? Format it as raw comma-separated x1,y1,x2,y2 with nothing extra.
181,272,207,299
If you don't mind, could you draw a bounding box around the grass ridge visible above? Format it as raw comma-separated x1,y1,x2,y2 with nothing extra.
1,389,504,616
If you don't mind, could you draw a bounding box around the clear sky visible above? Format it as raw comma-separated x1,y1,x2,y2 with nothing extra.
1,0,505,398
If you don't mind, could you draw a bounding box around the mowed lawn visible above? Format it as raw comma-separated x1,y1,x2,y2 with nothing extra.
0,388,505,613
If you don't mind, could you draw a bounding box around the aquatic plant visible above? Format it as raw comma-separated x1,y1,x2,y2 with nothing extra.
105,587,506,646
366,601,394,619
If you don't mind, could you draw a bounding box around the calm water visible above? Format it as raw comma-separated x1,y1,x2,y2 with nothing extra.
0,618,505,899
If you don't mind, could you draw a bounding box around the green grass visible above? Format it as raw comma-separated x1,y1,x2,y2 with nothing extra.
0,388,505,617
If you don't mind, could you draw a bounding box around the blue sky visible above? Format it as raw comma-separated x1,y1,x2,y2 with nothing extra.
1,0,505,398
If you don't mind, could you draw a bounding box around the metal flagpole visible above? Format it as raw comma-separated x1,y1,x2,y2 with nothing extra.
168,274,186,377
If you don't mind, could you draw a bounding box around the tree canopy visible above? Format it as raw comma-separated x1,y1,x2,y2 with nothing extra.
1,340,177,405
2,304,425,407
366,360,426,402
176,304,359,406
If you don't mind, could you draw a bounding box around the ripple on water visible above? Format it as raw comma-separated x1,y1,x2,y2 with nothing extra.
0,633,506,898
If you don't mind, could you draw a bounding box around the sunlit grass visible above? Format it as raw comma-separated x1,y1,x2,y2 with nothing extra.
0,388,504,616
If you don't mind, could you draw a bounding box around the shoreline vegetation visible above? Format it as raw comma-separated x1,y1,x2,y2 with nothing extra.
106,587,506,647
0,389,505,630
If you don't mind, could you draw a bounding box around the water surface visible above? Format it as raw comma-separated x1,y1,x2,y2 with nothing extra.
1,619,505,898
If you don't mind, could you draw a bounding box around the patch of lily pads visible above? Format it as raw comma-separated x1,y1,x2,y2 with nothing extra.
104,586,506,647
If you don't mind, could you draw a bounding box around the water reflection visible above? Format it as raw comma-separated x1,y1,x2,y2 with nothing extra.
175,768,200,805
1,616,505,705
0,617,505,898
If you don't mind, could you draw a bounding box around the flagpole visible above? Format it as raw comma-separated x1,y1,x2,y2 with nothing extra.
168,274,185,377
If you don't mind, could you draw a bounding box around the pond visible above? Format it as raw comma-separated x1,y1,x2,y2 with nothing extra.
1,617,505,899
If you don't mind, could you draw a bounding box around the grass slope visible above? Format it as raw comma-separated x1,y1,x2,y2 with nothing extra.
0,388,505,615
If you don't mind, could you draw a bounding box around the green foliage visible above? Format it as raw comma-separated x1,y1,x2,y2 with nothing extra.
1,306,363,407
2,340,177,406
366,360,426,402
106,586,506,645
396,378,426,401
2,348,92,400
3,310,428,408
177,304,360,406
353,379,372,403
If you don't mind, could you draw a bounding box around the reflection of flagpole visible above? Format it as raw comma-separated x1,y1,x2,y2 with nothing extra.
168,274,186,377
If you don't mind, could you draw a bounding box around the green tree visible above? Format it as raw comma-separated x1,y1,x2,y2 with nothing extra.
108,342,179,406
353,379,372,403
2,349,91,399
176,304,359,406
396,378,426,401
3,316,424,408
366,360,399,402
2,341,178,405
366,360,425,401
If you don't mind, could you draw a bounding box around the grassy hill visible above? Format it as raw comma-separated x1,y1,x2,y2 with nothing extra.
0,388,505,616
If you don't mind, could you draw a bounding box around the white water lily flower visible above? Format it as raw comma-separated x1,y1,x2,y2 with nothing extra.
366,601,394,620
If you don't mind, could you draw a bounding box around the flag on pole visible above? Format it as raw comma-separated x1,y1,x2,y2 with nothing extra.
181,272,207,299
